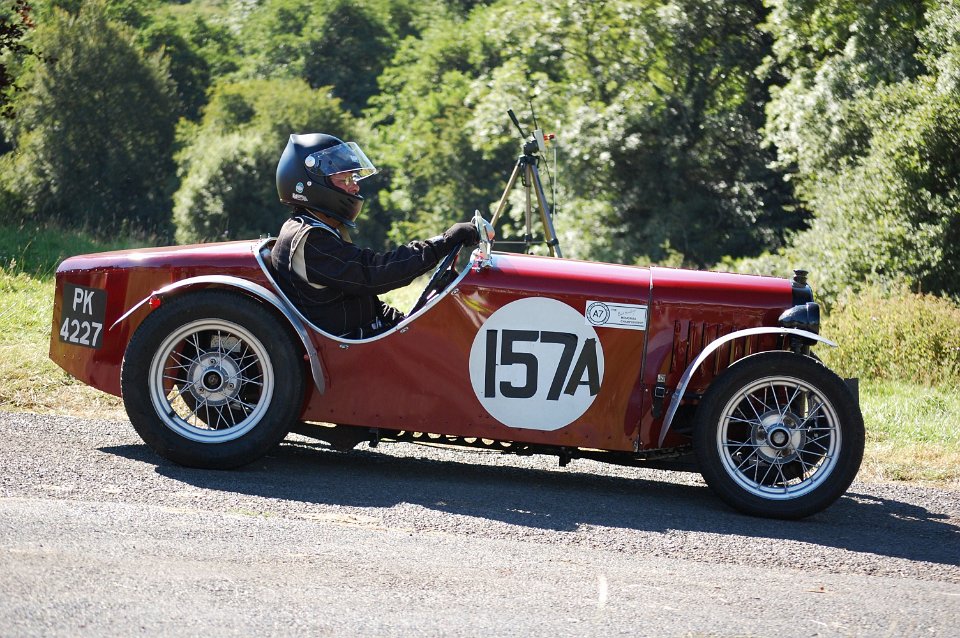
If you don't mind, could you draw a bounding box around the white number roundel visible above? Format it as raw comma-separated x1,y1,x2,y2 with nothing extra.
468,297,605,431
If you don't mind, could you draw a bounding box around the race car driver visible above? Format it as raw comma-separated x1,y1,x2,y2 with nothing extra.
272,133,480,339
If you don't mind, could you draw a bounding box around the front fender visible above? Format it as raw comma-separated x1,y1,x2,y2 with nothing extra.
111,275,326,395
658,327,835,447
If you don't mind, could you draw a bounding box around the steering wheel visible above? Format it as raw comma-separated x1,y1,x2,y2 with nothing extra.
409,242,463,315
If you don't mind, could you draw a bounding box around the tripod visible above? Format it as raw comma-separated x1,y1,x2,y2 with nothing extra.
489,113,563,257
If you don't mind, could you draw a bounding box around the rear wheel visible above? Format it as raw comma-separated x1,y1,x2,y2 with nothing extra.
121,290,306,469
693,352,864,519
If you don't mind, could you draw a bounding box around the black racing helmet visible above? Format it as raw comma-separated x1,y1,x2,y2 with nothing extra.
276,133,377,228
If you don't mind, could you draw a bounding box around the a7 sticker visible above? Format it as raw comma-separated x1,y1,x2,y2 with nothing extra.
468,298,604,431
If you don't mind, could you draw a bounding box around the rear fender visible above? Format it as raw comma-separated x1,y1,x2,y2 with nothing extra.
111,275,326,395
658,327,835,447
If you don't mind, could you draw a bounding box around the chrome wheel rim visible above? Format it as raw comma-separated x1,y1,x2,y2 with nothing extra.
147,319,274,443
716,375,840,500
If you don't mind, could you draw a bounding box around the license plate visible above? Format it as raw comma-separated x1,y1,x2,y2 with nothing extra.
58,283,107,349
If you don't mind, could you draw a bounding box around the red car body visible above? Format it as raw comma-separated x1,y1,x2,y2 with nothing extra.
50,235,863,518
51,240,794,449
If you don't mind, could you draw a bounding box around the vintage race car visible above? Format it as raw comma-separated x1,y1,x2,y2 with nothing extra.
49,215,864,519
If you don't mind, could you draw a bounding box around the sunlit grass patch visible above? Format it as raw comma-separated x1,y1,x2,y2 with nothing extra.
861,380,960,446
1,265,125,419
859,441,960,486
0,223,155,277
858,380,960,486
0,269,54,336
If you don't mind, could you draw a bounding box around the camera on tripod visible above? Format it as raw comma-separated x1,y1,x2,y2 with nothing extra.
490,109,563,257
522,128,554,156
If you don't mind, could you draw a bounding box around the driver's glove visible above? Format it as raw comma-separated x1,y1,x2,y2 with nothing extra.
443,221,481,247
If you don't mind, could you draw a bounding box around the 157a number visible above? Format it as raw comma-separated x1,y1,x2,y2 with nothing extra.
483,329,600,400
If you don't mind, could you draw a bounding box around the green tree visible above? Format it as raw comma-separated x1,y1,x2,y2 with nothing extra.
172,78,354,243
366,15,502,248
32,0,156,28
603,0,795,266
1,0,35,121
368,0,790,264
737,0,960,302
240,0,423,116
138,8,240,122
763,0,929,179
1,0,176,236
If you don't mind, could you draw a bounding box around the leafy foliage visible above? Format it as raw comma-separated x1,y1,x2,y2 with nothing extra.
604,0,797,266
137,6,240,121
172,78,353,243
821,287,960,387
745,0,960,302
239,0,439,116
0,0,35,119
365,0,794,264
1,0,176,237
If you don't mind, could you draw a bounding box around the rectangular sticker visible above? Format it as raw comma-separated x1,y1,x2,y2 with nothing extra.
585,301,647,331
58,283,107,349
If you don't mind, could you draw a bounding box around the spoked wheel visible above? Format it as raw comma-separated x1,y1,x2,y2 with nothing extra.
694,352,864,519
151,319,273,440
121,290,305,469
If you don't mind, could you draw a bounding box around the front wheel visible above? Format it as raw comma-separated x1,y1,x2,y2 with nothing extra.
693,352,864,519
120,290,306,469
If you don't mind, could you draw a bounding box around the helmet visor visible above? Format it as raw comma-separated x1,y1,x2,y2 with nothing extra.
304,142,377,181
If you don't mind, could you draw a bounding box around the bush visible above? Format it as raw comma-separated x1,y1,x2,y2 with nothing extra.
820,287,960,387
172,79,353,244
2,1,176,238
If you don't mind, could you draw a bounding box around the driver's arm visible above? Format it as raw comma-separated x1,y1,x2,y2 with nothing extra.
299,222,477,296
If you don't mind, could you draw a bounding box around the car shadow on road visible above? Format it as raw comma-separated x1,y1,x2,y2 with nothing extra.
101,439,959,568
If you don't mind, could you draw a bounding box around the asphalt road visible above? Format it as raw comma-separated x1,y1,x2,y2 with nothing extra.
1,411,958,637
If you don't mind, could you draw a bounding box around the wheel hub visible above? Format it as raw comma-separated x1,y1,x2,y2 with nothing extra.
768,426,791,448
203,370,224,391
754,411,805,464
188,354,241,406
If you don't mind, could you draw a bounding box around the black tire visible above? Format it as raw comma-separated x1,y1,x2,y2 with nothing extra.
120,290,306,469
693,351,864,519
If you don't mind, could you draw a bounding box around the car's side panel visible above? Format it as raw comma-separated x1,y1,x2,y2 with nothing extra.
50,242,799,454
298,253,652,452
50,242,268,396
639,267,794,448
51,244,654,452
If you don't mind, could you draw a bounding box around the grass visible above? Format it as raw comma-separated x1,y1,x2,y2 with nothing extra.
0,223,149,420
1,225,957,487
0,222,156,276
0,269,128,420
857,381,960,485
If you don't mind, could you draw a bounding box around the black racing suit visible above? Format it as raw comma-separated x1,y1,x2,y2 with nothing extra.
271,212,456,338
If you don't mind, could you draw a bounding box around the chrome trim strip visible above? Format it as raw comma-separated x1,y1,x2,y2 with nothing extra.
111,272,326,395
110,296,152,329
254,238,473,345
657,327,837,447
